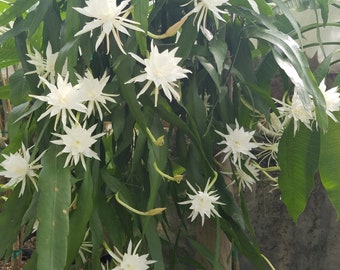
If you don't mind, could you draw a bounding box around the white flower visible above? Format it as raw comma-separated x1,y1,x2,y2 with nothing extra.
29,73,87,130
0,144,44,197
235,159,260,191
179,180,224,226
106,240,156,270
319,79,340,122
290,93,314,133
126,41,191,106
215,120,259,164
275,92,314,135
26,42,67,86
77,70,118,120
51,122,105,170
74,0,143,54
184,0,229,32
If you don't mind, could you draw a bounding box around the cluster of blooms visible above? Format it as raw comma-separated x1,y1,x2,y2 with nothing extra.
0,41,118,196
215,120,261,191
28,67,116,170
275,79,340,135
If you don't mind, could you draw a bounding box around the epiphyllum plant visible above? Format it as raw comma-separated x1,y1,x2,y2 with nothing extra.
0,0,340,270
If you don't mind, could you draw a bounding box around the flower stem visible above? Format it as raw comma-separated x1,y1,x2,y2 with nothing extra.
261,254,276,270
115,192,166,216
146,127,164,146
153,162,183,183
207,170,218,190
147,17,187,39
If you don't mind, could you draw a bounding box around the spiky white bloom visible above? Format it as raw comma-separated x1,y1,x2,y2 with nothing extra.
106,240,156,270
179,180,224,226
51,122,105,170
77,70,118,120
275,92,314,135
29,73,87,130
26,42,67,86
126,41,191,106
0,144,44,197
319,79,340,122
74,0,143,54
290,93,314,133
215,120,259,164
184,0,229,31
235,159,260,191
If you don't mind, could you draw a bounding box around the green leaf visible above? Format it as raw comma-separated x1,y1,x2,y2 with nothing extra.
36,144,71,270
14,30,41,94
9,69,30,106
62,0,83,43
0,0,50,45
317,0,329,25
219,218,268,269
209,38,228,75
41,1,61,48
176,16,198,60
7,102,28,148
65,165,93,268
0,0,38,26
0,39,19,69
270,0,303,41
314,52,333,83
132,0,148,56
188,238,225,270
145,110,168,211
143,217,165,270
29,0,53,38
89,161,106,270
278,123,320,222
252,0,272,15
319,112,340,219
196,56,223,96
114,55,148,132
0,85,10,99
0,188,31,258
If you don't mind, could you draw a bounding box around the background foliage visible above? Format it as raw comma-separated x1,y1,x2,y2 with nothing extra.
0,0,339,269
